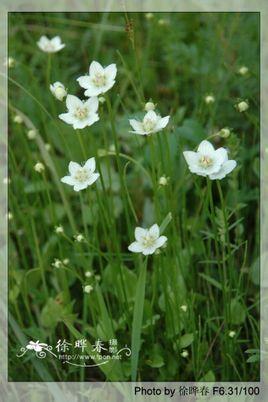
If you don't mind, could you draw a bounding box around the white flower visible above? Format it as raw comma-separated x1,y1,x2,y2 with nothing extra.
77,61,117,97
181,350,189,358
27,129,37,139
85,271,92,278
238,66,248,75
4,57,15,68
204,94,215,104
183,140,237,180
34,162,45,173
74,233,85,242
63,258,69,265
128,224,167,256
236,100,249,113
129,110,170,136
26,340,47,352
55,225,64,234
84,284,93,294
59,95,99,129
145,101,155,112
61,158,99,192
50,81,67,101
14,115,23,124
228,330,236,338
180,304,188,312
37,35,65,53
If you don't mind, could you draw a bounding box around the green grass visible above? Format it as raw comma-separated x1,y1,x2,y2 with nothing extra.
8,12,260,382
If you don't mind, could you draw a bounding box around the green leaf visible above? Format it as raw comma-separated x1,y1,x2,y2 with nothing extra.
159,212,172,234
246,354,260,363
199,273,222,291
230,299,246,325
179,333,194,349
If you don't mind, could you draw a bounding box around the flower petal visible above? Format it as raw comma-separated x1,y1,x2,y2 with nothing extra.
84,157,96,172
73,183,88,192
209,160,237,180
77,75,91,89
155,235,167,248
66,95,82,111
61,175,76,186
149,224,160,239
129,119,143,132
68,161,81,174
142,246,157,255
214,147,228,164
84,86,103,97
84,96,99,113
183,151,199,172
105,63,117,80
86,173,100,186
89,61,104,76
58,112,74,125
128,241,145,253
135,227,147,241
197,140,215,154
144,110,157,122
154,115,170,131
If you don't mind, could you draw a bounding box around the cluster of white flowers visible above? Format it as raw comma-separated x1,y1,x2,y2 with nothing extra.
34,35,239,258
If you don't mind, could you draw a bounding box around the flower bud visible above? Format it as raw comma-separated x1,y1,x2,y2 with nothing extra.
238,66,248,75
228,330,236,338
145,101,155,112
180,304,188,312
204,95,215,104
219,127,231,138
159,176,169,186
50,81,67,101
237,100,249,113
55,225,64,234
27,129,37,140
14,115,23,124
181,350,189,358
74,233,84,242
34,162,45,173
84,285,93,294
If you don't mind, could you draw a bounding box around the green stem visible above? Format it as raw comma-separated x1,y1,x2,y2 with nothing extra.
131,256,148,381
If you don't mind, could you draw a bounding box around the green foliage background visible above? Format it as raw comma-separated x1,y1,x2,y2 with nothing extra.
8,12,260,382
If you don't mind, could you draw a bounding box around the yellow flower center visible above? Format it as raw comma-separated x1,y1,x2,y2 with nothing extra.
141,233,156,248
199,155,213,168
143,118,156,132
74,107,89,120
92,73,106,87
74,168,90,183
